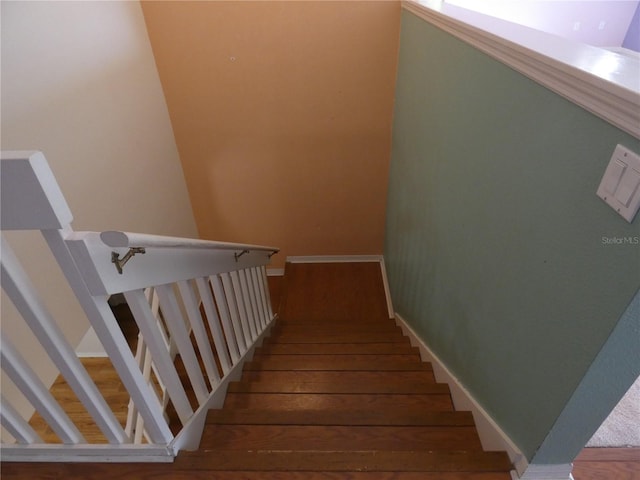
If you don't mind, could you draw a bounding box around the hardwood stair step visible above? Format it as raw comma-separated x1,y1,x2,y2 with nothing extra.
203,474,512,480
240,370,437,384
271,323,401,333
245,354,428,371
277,317,395,325
199,425,483,451
279,264,389,321
206,409,474,426
268,332,408,344
177,450,513,472
223,393,454,411
2,464,511,480
0,464,513,480
227,379,448,394
257,343,418,355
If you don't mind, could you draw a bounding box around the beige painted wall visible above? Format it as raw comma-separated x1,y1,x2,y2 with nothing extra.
1,0,197,433
142,1,401,267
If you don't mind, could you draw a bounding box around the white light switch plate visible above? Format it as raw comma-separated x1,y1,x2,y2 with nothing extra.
597,144,640,223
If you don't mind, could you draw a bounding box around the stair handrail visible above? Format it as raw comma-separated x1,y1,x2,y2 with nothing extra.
1,151,279,462
100,230,279,253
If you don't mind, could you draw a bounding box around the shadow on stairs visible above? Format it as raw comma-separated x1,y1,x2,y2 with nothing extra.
1,261,513,479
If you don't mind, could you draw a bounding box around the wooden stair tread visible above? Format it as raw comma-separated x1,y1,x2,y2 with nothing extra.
271,324,402,333
244,355,430,371
277,317,396,325
258,343,418,355
177,474,511,480
223,393,454,411
240,370,437,384
227,380,449,394
177,450,513,472
200,425,483,451
268,332,408,343
207,409,474,426
0,464,512,480
279,263,390,323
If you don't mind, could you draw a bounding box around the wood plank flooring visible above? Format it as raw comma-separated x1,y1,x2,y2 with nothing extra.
27,358,130,444
572,448,640,480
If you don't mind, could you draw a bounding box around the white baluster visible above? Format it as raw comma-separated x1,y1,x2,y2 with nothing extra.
261,265,275,320
238,269,258,341
218,273,247,355
0,395,42,444
195,277,232,374
0,337,85,444
43,229,173,445
124,289,193,425
229,271,253,345
1,236,125,444
177,280,221,386
253,267,269,329
155,284,208,405
210,275,241,365
249,268,263,333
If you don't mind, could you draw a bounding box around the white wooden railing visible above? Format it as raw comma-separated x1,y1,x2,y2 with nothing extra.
0,151,278,462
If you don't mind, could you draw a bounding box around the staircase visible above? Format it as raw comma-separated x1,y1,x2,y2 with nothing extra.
177,261,513,478
1,261,513,479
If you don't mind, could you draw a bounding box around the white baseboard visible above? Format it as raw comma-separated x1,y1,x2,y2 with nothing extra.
266,268,284,276
519,464,574,480
378,257,394,319
394,313,528,477
75,327,107,357
286,255,383,263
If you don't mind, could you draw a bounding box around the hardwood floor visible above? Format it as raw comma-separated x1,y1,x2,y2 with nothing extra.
572,448,640,480
2,262,512,479
27,357,130,444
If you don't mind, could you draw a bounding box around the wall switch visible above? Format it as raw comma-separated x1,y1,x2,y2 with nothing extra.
603,159,626,194
597,144,640,223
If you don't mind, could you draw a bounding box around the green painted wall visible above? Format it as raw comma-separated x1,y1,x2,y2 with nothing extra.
384,10,640,461
532,289,639,463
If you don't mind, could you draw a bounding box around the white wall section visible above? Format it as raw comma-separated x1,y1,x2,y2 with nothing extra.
0,0,197,428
